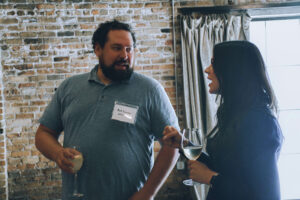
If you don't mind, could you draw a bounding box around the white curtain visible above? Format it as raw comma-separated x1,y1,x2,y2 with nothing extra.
180,13,250,200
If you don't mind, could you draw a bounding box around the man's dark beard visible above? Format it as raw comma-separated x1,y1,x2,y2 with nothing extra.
99,59,133,82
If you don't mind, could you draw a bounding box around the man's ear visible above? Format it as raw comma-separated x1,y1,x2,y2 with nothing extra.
94,43,102,57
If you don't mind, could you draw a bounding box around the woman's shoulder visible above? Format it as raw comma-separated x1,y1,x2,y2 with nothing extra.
238,106,283,144
242,106,276,125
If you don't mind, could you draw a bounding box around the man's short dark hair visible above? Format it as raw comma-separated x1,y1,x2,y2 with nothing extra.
92,19,136,50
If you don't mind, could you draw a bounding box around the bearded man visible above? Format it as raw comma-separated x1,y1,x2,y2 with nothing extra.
35,20,179,200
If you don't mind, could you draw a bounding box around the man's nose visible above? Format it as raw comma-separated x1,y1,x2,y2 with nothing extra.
120,48,128,60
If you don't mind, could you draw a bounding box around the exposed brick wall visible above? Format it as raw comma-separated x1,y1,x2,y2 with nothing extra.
0,62,7,200
0,0,286,199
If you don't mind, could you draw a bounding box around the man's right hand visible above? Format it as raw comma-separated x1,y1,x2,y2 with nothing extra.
54,147,78,174
162,126,182,148
35,125,81,174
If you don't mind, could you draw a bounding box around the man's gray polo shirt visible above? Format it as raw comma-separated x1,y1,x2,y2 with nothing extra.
39,65,179,200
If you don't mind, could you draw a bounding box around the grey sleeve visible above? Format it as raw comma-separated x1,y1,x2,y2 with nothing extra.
149,84,179,140
39,87,64,133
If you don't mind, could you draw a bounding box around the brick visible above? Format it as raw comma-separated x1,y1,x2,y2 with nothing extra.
15,113,34,119
78,17,94,23
24,156,39,164
152,7,169,14
46,0,64,2
61,17,76,23
54,57,69,62
36,4,55,9
114,15,131,22
34,64,52,69
14,4,36,10
18,83,36,88
7,11,15,15
11,151,30,158
27,11,35,15
17,10,26,16
57,31,74,37
26,25,43,31
165,39,173,45
142,15,158,21
30,44,49,50
38,32,56,37
24,38,43,44
130,3,144,8
161,28,171,33
63,24,78,30
47,75,64,81
12,102,29,107
19,107,38,113
46,10,55,16
54,63,70,69
12,64,34,70
39,17,57,23
94,4,108,8
20,32,37,38
111,3,128,8
145,2,161,7
62,38,80,43
7,26,24,32
75,31,93,37
141,40,156,46
150,22,169,27
45,25,61,30
75,4,92,9
65,0,83,2
3,32,19,37
10,0,26,2
30,101,46,106
91,9,99,15
0,18,18,24
80,24,97,30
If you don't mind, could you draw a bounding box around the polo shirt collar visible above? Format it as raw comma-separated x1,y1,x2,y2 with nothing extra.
88,65,101,83
88,64,134,85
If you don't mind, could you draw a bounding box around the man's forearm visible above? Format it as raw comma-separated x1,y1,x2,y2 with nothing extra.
35,125,63,162
141,145,179,197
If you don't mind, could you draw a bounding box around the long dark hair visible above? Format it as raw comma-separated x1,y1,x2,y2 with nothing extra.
212,40,277,132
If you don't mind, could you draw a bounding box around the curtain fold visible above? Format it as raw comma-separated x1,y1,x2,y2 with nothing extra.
180,12,250,200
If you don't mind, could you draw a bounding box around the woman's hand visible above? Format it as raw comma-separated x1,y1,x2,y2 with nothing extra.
188,160,218,185
162,126,182,148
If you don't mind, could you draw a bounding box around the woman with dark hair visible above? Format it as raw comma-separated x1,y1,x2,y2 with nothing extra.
163,41,283,200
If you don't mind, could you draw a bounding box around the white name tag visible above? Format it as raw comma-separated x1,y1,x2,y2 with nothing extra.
111,101,139,124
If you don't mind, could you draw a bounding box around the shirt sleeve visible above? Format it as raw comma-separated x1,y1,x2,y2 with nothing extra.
149,84,179,140
197,151,212,168
39,86,64,133
207,110,283,200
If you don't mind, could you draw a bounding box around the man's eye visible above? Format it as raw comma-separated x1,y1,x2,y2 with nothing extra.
126,48,132,52
112,46,121,51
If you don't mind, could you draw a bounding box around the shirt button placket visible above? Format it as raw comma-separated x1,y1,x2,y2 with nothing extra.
99,87,105,103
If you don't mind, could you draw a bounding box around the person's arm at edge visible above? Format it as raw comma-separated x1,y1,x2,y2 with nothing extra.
129,142,179,200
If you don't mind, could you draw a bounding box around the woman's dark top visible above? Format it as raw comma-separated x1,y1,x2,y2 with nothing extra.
198,106,283,200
